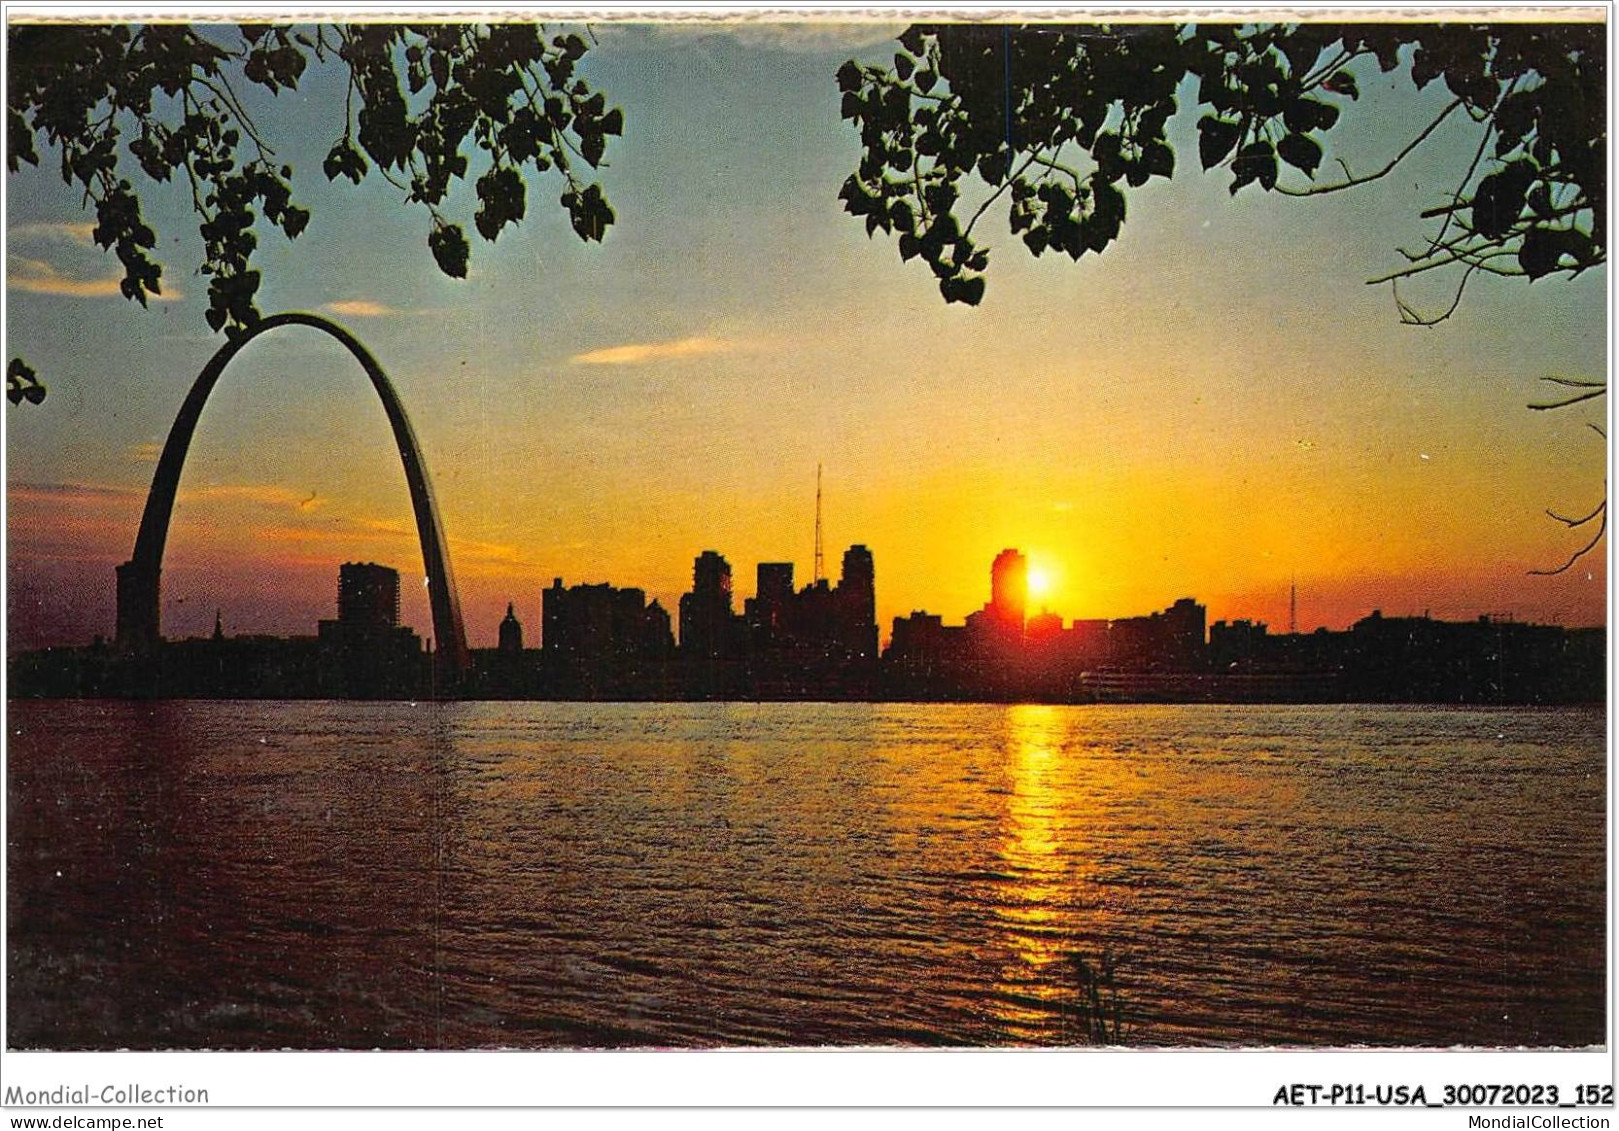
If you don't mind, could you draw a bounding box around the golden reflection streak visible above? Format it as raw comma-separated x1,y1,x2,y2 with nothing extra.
990,704,1072,1036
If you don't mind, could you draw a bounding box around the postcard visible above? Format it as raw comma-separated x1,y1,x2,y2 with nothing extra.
3,5,1610,1125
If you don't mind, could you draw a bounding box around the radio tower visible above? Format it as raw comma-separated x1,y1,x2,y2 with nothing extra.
1289,574,1298,635
813,463,825,584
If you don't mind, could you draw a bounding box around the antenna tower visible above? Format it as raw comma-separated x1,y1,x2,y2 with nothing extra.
813,463,825,584
1289,575,1297,635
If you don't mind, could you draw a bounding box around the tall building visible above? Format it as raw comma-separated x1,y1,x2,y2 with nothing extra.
836,544,879,660
498,603,524,653
747,562,795,641
318,562,423,697
1164,597,1208,666
544,580,672,659
757,562,795,605
542,578,676,697
989,548,1028,633
337,562,400,628
678,551,736,659
1110,597,1208,671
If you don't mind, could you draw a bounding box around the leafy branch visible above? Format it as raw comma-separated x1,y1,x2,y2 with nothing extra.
6,21,625,399
838,23,1604,309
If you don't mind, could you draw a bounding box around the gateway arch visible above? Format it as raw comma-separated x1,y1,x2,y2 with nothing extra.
115,312,470,683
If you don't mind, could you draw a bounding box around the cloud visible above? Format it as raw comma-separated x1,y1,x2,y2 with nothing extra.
10,222,182,300
128,441,164,464
10,481,331,525
321,299,396,318
10,221,97,245
598,19,904,54
8,255,182,301
570,335,736,366
178,483,326,513
713,21,906,53
9,481,142,504
8,482,144,555
251,514,535,572
447,532,541,571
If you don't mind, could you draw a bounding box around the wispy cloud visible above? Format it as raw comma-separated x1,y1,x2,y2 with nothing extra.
599,20,904,54
11,477,530,579
8,255,182,301
8,482,143,553
11,220,97,245
128,441,164,464
11,481,331,518
570,335,736,366
253,514,534,571
448,532,542,571
178,483,325,513
10,480,142,504
712,21,905,53
321,299,396,318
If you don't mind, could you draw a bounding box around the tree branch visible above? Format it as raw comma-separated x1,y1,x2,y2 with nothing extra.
1528,387,1607,412
1299,45,1354,91
961,147,1040,242
1392,264,1477,326
1528,505,1606,575
198,73,274,164
1547,498,1606,528
1420,109,1496,255
1274,97,1463,197
1029,151,1083,193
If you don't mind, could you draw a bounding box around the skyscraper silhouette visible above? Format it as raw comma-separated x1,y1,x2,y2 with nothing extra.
338,562,401,628
837,544,878,660
989,548,1028,633
498,602,524,653
318,562,423,697
679,551,736,659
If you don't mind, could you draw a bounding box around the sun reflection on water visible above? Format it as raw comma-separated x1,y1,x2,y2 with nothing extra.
989,704,1076,1038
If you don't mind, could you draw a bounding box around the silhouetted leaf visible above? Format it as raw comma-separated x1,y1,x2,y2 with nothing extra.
1277,132,1322,175
1144,139,1174,178
1472,160,1534,240
7,357,45,406
1197,116,1240,169
1322,71,1358,99
1230,140,1277,192
428,221,469,277
473,165,525,240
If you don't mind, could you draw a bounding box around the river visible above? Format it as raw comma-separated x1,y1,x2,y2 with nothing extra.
6,699,1605,1048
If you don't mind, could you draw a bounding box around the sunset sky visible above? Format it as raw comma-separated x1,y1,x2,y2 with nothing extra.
6,16,1609,652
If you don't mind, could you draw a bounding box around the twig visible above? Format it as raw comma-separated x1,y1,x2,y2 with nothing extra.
1392,264,1477,326
1420,82,1510,255
961,147,1041,241
1528,387,1607,412
1547,499,1605,528
1529,507,1606,575
1299,45,1354,90
1029,151,1084,193
1275,98,1463,197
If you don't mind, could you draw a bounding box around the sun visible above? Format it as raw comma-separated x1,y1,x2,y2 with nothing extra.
1026,563,1053,604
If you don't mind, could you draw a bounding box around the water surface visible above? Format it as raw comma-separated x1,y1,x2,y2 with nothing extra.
7,700,1605,1047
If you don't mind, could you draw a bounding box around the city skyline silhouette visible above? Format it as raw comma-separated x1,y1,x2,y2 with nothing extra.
10,530,1603,706
7,22,1606,657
